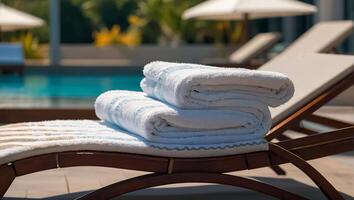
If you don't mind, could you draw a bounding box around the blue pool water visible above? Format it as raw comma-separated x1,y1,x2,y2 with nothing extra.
0,72,143,99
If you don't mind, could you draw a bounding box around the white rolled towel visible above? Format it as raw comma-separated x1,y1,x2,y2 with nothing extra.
95,90,271,145
141,61,294,108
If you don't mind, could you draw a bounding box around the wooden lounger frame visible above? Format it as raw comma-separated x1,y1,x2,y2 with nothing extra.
264,71,353,175
1,70,353,199
0,74,352,200
0,73,353,199
0,126,353,199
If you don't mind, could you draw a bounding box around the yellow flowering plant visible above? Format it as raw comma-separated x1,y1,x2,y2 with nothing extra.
94,15,144,47
11,32,43,59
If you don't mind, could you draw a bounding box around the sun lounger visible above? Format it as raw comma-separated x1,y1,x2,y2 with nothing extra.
261,52,353,176
217,21,354,142
0,123,353,199
229,32,281,64
205,32,281,68
0,52,353,199
260,21,354,70
0,43,24,75
279,20,354,56
261,21,354,140
210,20,354,68
263,53,354,136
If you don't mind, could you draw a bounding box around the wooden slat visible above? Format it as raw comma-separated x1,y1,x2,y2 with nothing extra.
271,138,354,165
278,126,354,150
58,151,169,173
275,134,293,141
290,125,319,135
172,154,248,173
291,139,354,161
14,154,58,176
306,114,354,129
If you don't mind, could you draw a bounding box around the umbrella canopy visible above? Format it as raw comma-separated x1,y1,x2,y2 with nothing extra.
183,0,317,20
0,3,44,31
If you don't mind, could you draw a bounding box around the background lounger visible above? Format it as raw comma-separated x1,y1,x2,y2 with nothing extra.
229,32,281,64
279,20,354,56
210,21,354,68
204,32,281,68
0,43,24,75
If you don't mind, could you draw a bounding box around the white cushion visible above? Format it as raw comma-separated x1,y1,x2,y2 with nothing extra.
0,120,268,165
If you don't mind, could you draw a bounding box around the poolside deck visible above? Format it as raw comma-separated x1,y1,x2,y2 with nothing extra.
3,105,354,200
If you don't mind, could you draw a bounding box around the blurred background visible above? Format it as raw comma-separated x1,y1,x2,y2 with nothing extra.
1,0,353,65
0,0,353,122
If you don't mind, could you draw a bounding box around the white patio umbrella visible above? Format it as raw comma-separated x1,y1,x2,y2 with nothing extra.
183,0,317,41
0,3,44,39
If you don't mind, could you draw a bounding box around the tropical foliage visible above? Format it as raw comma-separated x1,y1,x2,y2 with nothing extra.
93,15,143,47
3,0,244,46
11,33,43,59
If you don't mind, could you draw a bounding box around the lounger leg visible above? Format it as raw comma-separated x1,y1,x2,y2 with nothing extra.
270,165,287,175
75,172,307,200
0,165,16,199
269,143,344,200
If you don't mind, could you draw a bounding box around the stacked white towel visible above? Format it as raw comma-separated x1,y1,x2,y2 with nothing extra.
95,61,294,148
141,61,294,108
95,90,271,145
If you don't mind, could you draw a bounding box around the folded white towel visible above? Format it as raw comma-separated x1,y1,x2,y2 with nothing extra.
141,61,294,108
95,90,271,145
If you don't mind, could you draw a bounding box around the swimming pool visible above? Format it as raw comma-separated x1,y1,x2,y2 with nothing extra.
0,70,143,108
